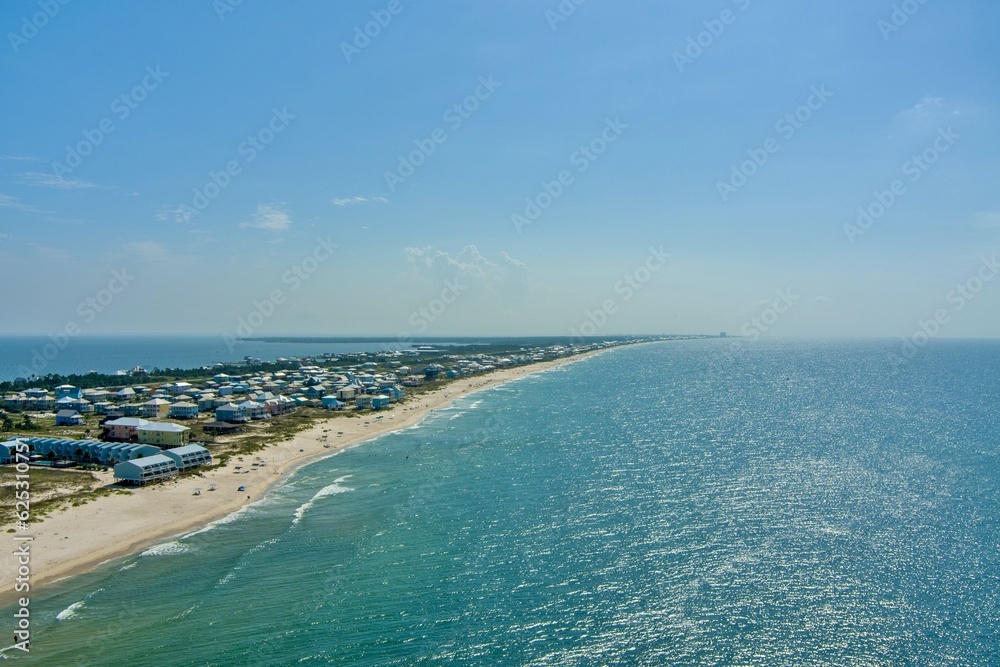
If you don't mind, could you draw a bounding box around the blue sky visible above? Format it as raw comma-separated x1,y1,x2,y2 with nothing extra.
1,0,998,340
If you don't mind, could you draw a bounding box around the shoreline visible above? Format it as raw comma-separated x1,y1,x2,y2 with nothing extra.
0,348,613,606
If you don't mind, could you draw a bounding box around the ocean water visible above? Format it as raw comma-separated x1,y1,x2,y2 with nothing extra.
3,340,999,666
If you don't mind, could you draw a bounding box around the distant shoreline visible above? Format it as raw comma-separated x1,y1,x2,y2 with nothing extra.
0,345,630,607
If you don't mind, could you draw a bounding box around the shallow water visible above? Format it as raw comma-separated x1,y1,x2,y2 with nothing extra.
4,339,998,665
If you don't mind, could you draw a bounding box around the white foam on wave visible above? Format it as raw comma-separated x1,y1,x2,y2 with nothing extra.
292,475,354,524
119,561,137,571
140,541,192,557
56,600,85,621
468,400,482,409
180,493,283,539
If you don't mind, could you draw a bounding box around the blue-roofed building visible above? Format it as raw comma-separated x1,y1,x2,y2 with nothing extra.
321,396,346,411
55,385,82,400
17,436,161,465
56,410,84,426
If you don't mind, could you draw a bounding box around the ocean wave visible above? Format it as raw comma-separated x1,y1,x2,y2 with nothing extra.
56,600,85,621
180,494,283,539
292,475,354,524
140,541,193,557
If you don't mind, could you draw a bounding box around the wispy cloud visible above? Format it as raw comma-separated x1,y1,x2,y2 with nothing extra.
332,195,388,206
156,206,195,225
894,96,965,133
17,172,102,190
0,155,45,163
239,204,293,231
0,193,45,214
406,245,531,290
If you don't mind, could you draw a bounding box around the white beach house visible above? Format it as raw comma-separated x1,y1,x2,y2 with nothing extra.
114,454,178,486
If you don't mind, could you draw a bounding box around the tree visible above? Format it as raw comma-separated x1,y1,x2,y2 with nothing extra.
20,414,34,431
1,416,13,432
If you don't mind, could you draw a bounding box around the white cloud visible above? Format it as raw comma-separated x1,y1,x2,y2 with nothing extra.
894,96,965,133
17,172,102,189
0,193,44,214
156,206,195,224
332,196,388,206
0,155,45,163
239,204,293,231
405,245,531,290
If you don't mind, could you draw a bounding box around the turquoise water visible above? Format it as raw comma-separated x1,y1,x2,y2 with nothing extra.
4,340,999,665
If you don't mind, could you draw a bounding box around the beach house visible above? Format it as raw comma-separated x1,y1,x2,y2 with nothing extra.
355,394,373,409
16,436,160,465
113,387,136,402
238,400,269,420
160,444,212,471
140,398,171,419
114,454,178,486
55,410,84,426
136,422,190,448
104,417,149,442
168,402,200,419
216,403,249,423
371,395,390,410
55,384,81,399
321,396,346,411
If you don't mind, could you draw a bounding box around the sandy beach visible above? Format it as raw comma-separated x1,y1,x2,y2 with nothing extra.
0,350,607,605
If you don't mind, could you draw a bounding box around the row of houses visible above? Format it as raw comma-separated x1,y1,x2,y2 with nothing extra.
6,342,624,424
0,436,212,485
103,417,191,447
